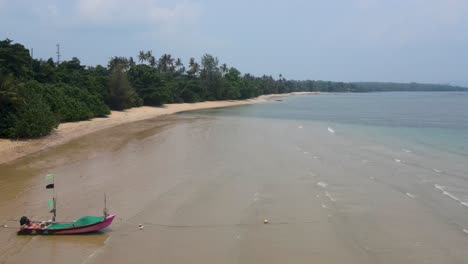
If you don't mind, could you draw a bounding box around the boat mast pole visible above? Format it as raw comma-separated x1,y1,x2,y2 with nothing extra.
103,193,108,217
52,176,56,222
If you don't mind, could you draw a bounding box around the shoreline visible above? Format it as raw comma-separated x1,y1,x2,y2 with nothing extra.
0,92,316,165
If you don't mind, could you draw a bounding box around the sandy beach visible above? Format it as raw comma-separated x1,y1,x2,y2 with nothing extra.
0,92,314,165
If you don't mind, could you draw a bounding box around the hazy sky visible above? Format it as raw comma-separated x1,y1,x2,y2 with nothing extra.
1,0,467,83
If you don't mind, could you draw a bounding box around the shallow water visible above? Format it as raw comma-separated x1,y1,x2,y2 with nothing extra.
1,93,468,264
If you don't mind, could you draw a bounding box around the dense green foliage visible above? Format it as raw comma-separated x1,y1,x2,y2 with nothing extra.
0,39,110,138
5,82,58,138
0,38,467,138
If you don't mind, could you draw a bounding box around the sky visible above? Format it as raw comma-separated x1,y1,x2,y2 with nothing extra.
1,0,468,84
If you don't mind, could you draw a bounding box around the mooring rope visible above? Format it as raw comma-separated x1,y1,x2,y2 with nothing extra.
117,217,320,229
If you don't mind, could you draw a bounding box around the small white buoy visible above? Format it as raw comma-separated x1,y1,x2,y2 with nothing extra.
263,219,269,224
138,224,144,230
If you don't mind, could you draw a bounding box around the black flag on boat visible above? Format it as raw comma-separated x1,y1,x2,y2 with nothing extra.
46,183,54,189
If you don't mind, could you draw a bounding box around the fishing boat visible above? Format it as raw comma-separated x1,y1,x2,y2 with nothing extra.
17,174,115,235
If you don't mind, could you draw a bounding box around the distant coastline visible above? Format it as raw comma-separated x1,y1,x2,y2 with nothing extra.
0,92,315,165
350,82,468,92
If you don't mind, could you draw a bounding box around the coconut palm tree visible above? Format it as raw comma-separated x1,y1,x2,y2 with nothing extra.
148,56,156,67
108,56,130,71
188,57,200,77
158,54,175,73
175,58,185,74
221,63,228,75
145,51,153,61
138,50,146,64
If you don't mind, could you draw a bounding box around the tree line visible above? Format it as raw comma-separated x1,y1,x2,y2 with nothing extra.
0,39,466,138
351,82,467,92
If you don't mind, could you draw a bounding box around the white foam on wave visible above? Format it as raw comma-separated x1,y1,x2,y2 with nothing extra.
463,229,468,235
86,251,98,261
325,191,336,202
434,184,468,206
432,169,442,173
303,151,309,155
369,176,376,181
435,184,460,201
317,182,328,188
327,127,335,134
394,158,402,163
313,156,319,159
321,203,328,209
406,192,416,199
298,125,303,129
402,148,412,153
443,191,460,202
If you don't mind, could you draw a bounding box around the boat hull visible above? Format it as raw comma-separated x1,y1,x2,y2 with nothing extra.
17,215,115,235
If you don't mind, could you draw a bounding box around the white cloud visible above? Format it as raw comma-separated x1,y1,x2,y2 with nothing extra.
76,0,201,31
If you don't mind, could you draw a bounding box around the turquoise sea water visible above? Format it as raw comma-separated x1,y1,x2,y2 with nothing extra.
197,92,468,157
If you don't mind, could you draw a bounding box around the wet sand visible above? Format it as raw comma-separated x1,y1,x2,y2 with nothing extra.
1,104,468,263
0,92,315,165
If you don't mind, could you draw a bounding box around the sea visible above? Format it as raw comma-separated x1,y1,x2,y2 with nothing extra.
193,92,468,157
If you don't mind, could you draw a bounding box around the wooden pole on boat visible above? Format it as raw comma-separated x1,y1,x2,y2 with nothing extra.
52,176,56,222
104,193,108,217
46,173,57,222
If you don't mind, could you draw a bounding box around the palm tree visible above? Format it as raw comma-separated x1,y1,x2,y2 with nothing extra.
145,51,153,61
175,58,185,74
167,54,175,73
138,50,146,64
158,54,174,73
108,56,130,71
221,63,228,75
188,57,199,77
148,56,156,67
